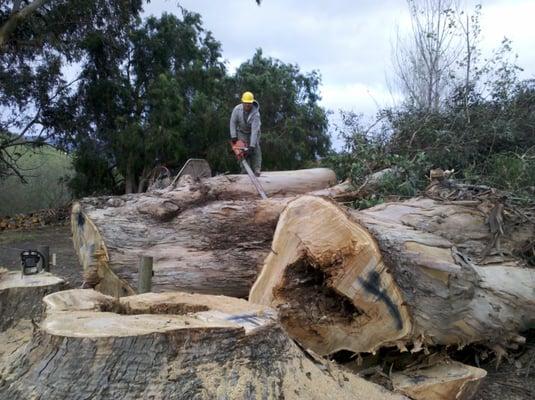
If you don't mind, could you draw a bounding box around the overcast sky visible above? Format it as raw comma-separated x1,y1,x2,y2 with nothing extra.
144,0,535,120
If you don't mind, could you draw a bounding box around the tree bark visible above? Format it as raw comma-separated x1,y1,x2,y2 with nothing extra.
0,269,65,331
0,289,407,400
72,169,338,297
250,196,535,356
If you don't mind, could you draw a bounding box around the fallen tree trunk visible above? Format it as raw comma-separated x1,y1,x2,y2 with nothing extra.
0,289,407,400
0,269,65,331
72,169,346,297
250,196,535,356
73,198,290,297
82,168,337,221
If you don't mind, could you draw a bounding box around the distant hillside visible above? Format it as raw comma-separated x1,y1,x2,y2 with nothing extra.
0,147,73,216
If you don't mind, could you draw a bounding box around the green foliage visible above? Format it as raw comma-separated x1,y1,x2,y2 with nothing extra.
68,11,230,195
2,3,330,197
328,23,535,209
68,17,331,195
0,146,73,216
0,0,144,179
231,50,330,171
466,152,535,197
322,111,431,209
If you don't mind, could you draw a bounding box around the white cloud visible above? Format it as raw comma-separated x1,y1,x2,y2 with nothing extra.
477,0,535,79
320,82,401,115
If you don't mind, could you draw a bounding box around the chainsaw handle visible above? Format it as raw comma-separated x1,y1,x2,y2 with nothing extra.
231,139,248,160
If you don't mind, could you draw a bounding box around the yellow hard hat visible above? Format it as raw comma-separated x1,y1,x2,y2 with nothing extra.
241,91,254,103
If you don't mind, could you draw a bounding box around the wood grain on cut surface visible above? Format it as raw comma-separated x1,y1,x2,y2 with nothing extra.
0,289,408,400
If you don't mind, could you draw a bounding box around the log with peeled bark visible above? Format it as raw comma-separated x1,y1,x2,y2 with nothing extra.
250,195,535,356
0,288,407,400
72,168,346,297
0,269,65,331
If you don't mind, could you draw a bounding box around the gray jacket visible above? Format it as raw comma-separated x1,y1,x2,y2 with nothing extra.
229,100,261,147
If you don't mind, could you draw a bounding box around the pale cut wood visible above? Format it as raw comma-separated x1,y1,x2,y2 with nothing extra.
250,196,535,356
0,269,65,331
391,360,487,400
0,289,407,400
72,168,342,297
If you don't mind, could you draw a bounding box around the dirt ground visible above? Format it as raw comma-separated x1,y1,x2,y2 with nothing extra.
0,224,83,288
0,225,533,399
472,335,535,400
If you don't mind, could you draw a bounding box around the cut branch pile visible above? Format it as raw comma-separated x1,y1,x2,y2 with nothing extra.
0,206,70,231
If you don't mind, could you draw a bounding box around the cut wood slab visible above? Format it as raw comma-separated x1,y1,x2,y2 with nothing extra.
0,289,407,400
250,196,535,356
0,269,65,331
71,168,345,297
391,360,487,400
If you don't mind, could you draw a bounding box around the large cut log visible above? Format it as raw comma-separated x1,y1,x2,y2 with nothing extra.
0,289,407,400
72,168,344,297
0,269,65,331
73,198,289,297
250,196,535,356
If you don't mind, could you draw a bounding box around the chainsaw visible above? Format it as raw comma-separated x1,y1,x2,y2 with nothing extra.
20,250,45,276
231,139,268,200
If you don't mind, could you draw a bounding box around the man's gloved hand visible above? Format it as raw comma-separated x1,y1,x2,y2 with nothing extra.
231,137,238,144
247,146,255,155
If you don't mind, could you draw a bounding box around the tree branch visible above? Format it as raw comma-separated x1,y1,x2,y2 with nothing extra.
0,0,50,49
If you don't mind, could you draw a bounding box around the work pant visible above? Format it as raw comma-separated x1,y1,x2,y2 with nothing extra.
237,132,262,175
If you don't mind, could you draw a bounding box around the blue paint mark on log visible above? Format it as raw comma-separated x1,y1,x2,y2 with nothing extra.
358,271,403,330
77,212,85,228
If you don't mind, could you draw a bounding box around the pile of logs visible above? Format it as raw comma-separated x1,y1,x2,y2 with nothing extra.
0,206,70,231
1,167,534,399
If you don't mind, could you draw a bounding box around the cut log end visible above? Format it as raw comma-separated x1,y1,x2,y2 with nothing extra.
250,195,535,356
250,196,412,355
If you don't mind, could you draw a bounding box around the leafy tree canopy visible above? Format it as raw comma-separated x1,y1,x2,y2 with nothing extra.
2,2,330,197
68,17,330,195
0,0,144,180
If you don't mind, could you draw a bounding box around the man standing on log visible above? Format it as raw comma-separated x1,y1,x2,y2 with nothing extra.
230,91,262,176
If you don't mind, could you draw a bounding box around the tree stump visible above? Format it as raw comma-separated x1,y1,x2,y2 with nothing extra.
0,289,407,400
0,269,65,331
